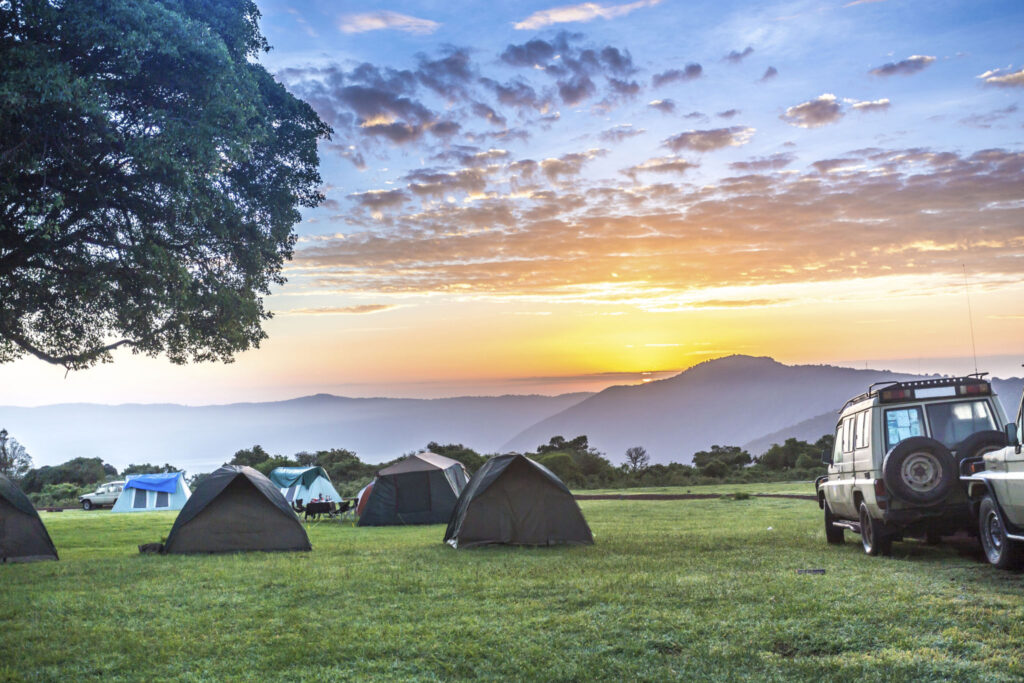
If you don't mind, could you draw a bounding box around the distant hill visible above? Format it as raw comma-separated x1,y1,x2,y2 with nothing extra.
0,393,591,474
502,355,1023,464
4,355,1020,474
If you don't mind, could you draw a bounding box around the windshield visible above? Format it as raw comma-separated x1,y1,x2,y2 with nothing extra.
925,400,997,448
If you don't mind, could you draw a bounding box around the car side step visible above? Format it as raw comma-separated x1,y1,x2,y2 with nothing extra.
833,520,862,535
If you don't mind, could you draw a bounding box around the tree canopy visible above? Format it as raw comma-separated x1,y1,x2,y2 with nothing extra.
0,428,32,479
0,0,331,369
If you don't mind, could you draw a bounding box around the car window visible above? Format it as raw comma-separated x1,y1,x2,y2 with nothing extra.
842,416,856,453
885,407,924,450
925,400,997,449
833,423,844,464
856,411,870,449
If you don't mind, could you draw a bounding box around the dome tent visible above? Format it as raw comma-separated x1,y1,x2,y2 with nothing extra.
163,465,310,555
358,452,469,526
0,474,58,563
112,472,191,512
444,454,594,549
268,466,342,505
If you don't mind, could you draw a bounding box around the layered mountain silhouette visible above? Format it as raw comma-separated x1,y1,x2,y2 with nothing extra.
2,355,1020,472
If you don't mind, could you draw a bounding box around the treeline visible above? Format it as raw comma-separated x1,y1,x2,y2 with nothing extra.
6,432,831,507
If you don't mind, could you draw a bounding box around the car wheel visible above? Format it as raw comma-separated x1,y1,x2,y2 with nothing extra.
81,500,92,511
978,495,1023,569
882,437,955,505
859,502,892,556
824,502,844,544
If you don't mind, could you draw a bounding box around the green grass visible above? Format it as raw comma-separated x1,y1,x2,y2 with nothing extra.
578,480,816,496
3,492,1023,682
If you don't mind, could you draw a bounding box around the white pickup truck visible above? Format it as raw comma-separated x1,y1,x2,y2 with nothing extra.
961,389,1024,568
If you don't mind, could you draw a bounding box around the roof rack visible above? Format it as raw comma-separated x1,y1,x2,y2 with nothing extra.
840,375,992,413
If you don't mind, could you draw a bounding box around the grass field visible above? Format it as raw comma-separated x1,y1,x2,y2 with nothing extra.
3,486,1023,682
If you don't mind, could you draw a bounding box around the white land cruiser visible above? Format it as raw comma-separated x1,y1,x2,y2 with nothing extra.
816,376,1009,556
79,481,124,510
961,388,1024,569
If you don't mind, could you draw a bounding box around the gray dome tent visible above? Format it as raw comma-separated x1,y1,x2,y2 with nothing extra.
358,452,469,526
1,474,58,563
164,465,310,554
444,454,594,549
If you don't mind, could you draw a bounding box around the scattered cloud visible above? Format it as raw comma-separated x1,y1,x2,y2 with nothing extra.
339,11,439,34
285,305,400,315
723,46,754,64
648,98,676,114
717,109,741,119
651,64,702,87
977,67,1024,88
869,55,935,77
729,153,795,172
960,104,1019,129
781,93,844,128
663,126,755,152
844,0,888,6
514,0,662,30
760,66,778,81
850,98,891,113
600,124,646,143
623,155,698,177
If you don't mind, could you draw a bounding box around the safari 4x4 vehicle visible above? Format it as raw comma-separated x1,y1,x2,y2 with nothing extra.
961,389,1024,569
816,376,1009,556
79,481,124,510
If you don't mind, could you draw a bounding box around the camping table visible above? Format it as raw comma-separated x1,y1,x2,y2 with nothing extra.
304,502,333,519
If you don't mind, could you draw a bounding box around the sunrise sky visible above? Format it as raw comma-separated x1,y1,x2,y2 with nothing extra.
3,0,1024,405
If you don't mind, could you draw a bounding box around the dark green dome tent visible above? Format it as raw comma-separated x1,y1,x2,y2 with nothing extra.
358,452,469,527
164,465,310,554
1,474,58,563
444,454,594,549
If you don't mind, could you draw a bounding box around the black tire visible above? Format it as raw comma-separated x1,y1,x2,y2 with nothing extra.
824,502,844,544
978,495,1023,569
859,502,892,556
81,499,92,511
953,430,1008,461
882,437,955,505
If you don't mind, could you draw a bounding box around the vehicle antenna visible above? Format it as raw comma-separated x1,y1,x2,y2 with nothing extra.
962,264,978,376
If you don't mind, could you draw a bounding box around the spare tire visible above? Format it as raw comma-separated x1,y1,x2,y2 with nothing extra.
953,430,1008,461
882,437,955,505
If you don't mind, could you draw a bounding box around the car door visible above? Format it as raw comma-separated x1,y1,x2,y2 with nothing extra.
831,416,859,518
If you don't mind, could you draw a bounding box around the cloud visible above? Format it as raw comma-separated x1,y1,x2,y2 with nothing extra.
600,124,645,143
293,148,1024,302
663,127,754,152
623,155,698,177
850,98,891,113
651,64,702,87
500,32,638,106
960,104,1019,129
760,66,778,81
781,93,844,128
339,11,439,34
729,153,795,172
869,55,936,77
285,305,399,315
723,46,754,64
514,0,662,30
844,0,888,6
648,99,676,114
348,189,408,217
977,67,1024,88
717,109,741,119
540,149,607,182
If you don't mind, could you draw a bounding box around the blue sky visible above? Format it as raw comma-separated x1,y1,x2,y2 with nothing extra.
2,0,1022,405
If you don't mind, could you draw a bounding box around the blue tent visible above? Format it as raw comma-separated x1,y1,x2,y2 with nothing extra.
112,472,191,513
268,466,342,506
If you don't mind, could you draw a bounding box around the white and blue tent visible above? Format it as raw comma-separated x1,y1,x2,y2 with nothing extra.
268,467,343,505
112,472,191,513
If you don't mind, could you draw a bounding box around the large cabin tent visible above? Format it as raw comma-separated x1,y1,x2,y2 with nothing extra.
163,465,310,554
358,452,469,526
444,454,594,549
268,466,342,505
0,474,58,563
112,472,191,512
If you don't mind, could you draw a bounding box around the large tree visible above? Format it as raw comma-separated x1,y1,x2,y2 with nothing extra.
0,0,331,369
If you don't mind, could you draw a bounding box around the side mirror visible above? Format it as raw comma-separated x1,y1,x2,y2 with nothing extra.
1006,423,1020,449
820,448,833,466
